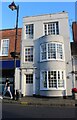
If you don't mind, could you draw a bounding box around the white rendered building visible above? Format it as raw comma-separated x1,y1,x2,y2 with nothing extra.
20,12,72,97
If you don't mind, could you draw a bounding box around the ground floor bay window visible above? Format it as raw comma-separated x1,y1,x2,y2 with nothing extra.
40,70,65,90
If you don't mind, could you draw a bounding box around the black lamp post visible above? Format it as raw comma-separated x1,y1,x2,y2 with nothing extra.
8,2,19,99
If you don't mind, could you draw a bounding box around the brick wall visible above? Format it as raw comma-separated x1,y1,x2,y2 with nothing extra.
0,28,22,60
72,22,77,42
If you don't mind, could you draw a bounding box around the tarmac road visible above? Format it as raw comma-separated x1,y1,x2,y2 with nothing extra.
2,103,77,119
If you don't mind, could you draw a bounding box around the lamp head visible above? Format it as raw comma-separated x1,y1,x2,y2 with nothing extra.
8,1,17,10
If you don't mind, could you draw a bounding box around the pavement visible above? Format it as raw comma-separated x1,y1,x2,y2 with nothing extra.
1,96,77,107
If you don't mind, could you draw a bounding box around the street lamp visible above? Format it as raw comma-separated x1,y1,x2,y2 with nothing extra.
8,2,19,99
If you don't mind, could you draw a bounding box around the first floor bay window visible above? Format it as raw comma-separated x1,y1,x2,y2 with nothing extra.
40,70,65,90
40,42,64,61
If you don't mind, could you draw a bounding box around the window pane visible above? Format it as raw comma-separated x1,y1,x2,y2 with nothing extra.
42,71,47,88
44,24,47,35
26,24,34,39
58,71,64,87
26,74,33,84
41,44,46,60
57,44,63,59
56,22,59,34
25,47,33,62
2,39,9,56
48,71,57,88
48,43,56,59
44,22,59,35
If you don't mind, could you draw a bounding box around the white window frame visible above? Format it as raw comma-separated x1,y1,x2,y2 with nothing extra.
24,46,33,62
40,42,64,62
57,71,65,88
26,74,33,84
25,24,34,39
0,39,9,56
40,70,65,90
40,43,47,61
44,21,59,35
56,44,63,60
48,43,56,60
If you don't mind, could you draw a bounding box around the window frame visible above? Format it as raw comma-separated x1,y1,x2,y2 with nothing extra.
44,21,59,35
26,74,33,84
40,42,64,62
25,24,34,39
24,46,33,62
0,39,9,56
40,43,47,61
40,70,65,90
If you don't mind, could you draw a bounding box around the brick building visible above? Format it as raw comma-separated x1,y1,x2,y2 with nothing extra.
72,22,77,42
0,28,21,94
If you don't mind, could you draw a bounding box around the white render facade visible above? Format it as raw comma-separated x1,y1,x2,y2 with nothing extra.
21,12,72,97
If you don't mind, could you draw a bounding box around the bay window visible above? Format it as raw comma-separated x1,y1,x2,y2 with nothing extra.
40,42,64,61
41,70,65,89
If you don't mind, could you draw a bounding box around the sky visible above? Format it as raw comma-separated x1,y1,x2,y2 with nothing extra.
0,1,76,41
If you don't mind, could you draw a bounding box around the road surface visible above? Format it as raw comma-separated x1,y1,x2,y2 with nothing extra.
2,103,77,119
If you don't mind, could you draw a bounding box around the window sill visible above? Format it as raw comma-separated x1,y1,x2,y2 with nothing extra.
40,88,65,91
40,59,64,63
23,61,33,63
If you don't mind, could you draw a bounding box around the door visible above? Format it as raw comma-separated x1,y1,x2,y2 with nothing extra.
25,74,33,96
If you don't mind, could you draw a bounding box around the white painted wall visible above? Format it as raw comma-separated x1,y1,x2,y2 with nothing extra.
21,12,72,97
15,68,20,92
